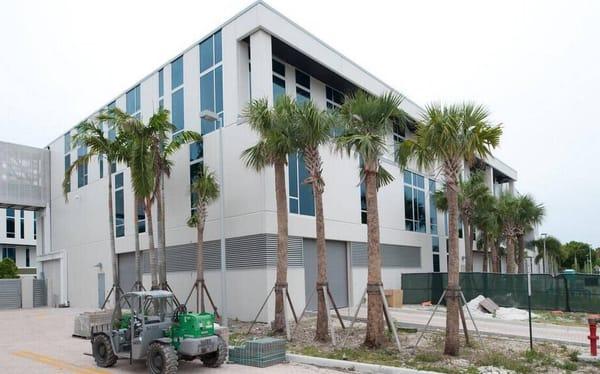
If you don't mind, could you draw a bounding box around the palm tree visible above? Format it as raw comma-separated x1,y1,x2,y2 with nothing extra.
398,103,502,356
62,116,127,316
145,109,200,289
336,91,406,348
242,96,297,333
434,172,489,272
472,192,499,272
294,100,334,341
514,195,545,273
531,235,562,274
496,193,520,273
187,166,220,312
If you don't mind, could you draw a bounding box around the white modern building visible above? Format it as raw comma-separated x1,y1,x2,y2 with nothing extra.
1,2,526,317
0,208,38,276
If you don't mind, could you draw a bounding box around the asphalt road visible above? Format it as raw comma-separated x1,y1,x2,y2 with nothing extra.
0,307,339,374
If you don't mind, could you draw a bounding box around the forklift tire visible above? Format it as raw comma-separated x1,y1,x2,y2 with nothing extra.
200,336,227,368
147,342,178,374
91,334,118,368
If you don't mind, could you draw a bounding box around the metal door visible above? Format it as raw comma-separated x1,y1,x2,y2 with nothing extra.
0,279,22,309
303,239,349,311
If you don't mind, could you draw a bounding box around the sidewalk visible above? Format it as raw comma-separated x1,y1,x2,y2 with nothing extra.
337,306,590,346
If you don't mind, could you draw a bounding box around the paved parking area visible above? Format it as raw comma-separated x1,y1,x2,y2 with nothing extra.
0,307,338,374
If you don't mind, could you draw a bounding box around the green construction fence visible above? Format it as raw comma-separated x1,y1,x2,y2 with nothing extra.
401,272,600,313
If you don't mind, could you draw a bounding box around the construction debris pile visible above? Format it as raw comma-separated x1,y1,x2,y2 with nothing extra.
465,295,537,321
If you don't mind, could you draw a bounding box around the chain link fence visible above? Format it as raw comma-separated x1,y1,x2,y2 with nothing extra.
402,272,600,313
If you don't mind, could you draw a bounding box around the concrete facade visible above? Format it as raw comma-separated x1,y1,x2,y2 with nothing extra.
0,208,38,275
30,2,522,319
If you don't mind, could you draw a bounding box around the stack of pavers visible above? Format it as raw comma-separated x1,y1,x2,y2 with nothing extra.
229,337,286,368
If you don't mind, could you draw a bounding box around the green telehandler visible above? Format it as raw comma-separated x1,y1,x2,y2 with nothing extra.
90,290,227,374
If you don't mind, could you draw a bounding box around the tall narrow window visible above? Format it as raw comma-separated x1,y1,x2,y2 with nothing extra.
429,179,438,234
404,170,426,232
20,210,25,239
295,69,310,104
360,180,367,224
6,208,15,238
288,152,314,216
272,59,286,101
158,68,164,109
114,173,125,237
189,141,204,212
33,212,37,240
64,132,71,192
126,85,141,119
171,56,184,133
137,200,146,234
26,248,30,267
432,236,440,272
326,86,344,136
199,31,224,135
77,146,88,188
99,155,104,179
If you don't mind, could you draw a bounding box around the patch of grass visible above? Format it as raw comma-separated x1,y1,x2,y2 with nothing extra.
476,351,532,373
414,351,443,363
568,349,579,362
295,345,403,368
560,360,578,371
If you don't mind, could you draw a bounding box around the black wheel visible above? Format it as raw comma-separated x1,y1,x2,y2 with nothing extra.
200,336,227,368
147,342,178,374
91,334,117,368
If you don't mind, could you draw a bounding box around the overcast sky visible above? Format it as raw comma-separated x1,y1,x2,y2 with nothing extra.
1,0,598,246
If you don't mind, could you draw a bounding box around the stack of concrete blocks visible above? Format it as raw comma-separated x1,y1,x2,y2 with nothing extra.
73,310,112,338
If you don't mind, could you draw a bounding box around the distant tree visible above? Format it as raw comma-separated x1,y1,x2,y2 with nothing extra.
530,235,562,274
0,258,19,279
560,241,594,272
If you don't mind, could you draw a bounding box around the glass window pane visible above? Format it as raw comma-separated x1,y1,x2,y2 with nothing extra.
288,153,298,198
200,71,215,111
214,31,222,63
64,133,71,153
189,142,203,162
171,56,184,88
295,69,310,89
432,236,440,252
404,187,413,220
115,189,124,237
158,69,164,97
298,153,314,216
433,254,440,272
215,66,223,113
126,85,140,114
115,172,124,189
137,201,146,234
296,87,310,104
417,190,426,232
200,37,214,72
289,198,298,214
403,170,412,185
415,174,425,189
272,59,285,76
172,88,184,132
273,76,285,101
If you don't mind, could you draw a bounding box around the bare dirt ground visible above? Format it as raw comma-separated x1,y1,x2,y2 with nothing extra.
229,316,600,374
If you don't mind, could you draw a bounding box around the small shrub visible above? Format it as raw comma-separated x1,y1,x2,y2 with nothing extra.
568,350,579,362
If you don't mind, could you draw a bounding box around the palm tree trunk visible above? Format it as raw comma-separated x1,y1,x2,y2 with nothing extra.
196,204,206,312
133,197,142,289
314,185,329,342
364,169,384,348
107,170,121,318
482,234,489,273
273,161,288,333
157,177,167,288
506,235,517,274
444,178,461,356
517,235,525,273
491,239,500,273
464,217,473,272
145,199,159,289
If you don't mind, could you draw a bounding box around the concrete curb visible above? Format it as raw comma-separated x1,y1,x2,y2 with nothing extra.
287,353,437,374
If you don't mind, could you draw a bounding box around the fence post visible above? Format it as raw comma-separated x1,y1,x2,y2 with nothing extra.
563,275,571,312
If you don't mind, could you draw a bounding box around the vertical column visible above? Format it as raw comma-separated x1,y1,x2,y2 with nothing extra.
484,166,494,193
249,30,273,104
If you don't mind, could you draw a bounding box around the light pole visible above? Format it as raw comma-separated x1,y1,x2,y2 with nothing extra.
541,233,547,274
200,110,227,327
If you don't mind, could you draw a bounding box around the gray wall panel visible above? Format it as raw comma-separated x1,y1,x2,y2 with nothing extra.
351,242,421,268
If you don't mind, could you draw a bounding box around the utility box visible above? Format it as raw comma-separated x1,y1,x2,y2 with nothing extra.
384,289,404,308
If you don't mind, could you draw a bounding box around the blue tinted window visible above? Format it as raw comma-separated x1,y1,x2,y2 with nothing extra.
137,200,146,234
190,142,204,162
417,190,426,232
64,154,71,193
115,189,124,237
6,208,15,238
404,187,413,220
214,31,222,63
296,87,310,104
77,146,88,187
171,56,184,88
288,152,298,198
200,71,215,112
158,69,164,97
126,85,140,114
115,172,124,189
172,88,184,132
2,248,15,261
403,170,412,185
200,36,214,72
432,236,440,253
273,76,286,101
215,66,223,113
64,133,71,153
415,174,425,189
298,154,314,216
